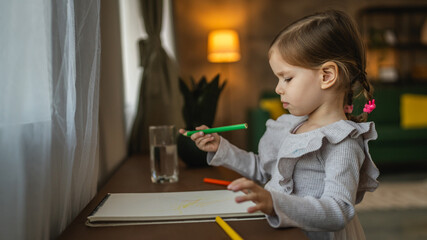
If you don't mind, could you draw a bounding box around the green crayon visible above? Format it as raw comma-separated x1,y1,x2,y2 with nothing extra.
184,123,248,137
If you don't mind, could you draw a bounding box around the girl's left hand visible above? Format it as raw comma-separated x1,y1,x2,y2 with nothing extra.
227,177,275,216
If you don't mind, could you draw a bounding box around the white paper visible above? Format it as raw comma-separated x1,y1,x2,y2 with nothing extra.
88,190,264,222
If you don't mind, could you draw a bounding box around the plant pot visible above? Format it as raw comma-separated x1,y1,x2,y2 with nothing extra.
177,134,210,168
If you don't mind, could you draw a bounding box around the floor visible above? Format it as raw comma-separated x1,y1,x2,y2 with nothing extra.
356,165,427,240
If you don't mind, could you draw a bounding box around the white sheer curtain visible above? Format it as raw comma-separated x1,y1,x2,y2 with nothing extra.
0,0,100,239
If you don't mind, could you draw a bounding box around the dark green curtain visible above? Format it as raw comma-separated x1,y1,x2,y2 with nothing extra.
128,0,177,155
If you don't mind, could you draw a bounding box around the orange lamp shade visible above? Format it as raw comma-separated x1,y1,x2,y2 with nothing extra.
207,30,241,63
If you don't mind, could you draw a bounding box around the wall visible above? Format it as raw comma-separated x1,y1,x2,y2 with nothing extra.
173,0,426,149
98,0,127,186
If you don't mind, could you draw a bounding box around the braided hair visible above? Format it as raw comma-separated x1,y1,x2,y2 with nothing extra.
345,70,374,122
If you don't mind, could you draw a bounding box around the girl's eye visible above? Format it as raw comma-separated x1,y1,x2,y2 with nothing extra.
284,77,293,82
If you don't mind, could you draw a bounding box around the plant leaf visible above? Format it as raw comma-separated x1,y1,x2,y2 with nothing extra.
179,74,227,128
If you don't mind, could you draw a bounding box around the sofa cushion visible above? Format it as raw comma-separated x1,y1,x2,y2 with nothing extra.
401,94,427,129
375,125,427,142
259,98,286,120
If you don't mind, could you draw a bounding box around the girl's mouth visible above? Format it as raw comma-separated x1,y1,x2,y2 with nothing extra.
282,102,289,108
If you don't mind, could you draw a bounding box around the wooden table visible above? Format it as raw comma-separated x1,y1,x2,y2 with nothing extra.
58,155,308,239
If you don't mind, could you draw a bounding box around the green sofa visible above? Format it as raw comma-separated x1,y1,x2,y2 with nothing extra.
247,84,427,166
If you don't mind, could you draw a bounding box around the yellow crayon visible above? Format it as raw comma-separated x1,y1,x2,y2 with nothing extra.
215,216,243,240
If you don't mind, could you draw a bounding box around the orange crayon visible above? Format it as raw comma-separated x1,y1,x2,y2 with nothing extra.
203,178,232,186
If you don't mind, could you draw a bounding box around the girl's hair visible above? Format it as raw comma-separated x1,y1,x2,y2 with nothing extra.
270,10,373,122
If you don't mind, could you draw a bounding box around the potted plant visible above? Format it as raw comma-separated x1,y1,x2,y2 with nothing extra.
177,74,226,167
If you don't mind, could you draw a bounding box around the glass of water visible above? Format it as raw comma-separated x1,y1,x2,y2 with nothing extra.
149,125,179,183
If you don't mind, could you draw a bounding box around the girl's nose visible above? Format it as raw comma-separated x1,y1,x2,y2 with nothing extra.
275,83,284,95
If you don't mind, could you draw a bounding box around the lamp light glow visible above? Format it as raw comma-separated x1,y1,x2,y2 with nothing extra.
207,30,241,63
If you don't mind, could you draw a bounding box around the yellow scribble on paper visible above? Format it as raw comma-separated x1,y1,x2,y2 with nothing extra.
171,196,234,215
181,199,201,209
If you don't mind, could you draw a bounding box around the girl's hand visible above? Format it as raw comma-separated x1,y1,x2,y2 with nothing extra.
178,125,220,152
227,177,275,216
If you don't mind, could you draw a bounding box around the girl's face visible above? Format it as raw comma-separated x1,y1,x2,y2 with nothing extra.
269,48,323,116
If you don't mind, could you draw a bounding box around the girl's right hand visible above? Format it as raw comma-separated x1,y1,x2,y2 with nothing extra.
178,125,220,152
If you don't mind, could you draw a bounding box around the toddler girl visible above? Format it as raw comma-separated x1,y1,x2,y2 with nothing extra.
180,9,379,240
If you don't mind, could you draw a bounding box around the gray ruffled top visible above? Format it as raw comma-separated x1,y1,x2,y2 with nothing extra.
207,114,379,239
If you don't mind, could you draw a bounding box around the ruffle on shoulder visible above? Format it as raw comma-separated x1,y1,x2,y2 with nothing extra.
258,114,307,160
274,119,379,203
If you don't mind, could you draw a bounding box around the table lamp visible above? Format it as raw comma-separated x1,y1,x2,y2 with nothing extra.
207,29,241,63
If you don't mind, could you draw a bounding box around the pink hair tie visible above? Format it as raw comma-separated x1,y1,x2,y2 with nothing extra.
363,99,376,114
344,105,353,113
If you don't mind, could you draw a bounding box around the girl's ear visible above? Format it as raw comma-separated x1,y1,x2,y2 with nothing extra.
320,61,338,90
